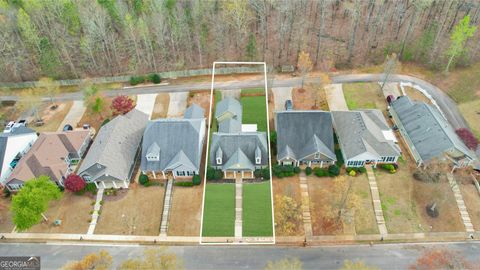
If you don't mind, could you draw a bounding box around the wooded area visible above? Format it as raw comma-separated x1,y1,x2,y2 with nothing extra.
0,0,479,82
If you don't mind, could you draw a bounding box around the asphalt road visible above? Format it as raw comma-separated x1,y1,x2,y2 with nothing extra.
1,242,479,269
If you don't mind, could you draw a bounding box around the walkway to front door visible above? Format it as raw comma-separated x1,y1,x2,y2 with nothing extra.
234,173,243,242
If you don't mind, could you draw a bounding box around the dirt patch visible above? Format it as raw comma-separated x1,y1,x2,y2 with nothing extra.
292,83,328,111
403,86,432,104
33,101,73,132
308,177,343,235
187,91,211,115
0,196,14,233
78,97,114,132
151,93,170,120
94,185,165,235
272,176,304,236
167,185,203,236
27,192,94,234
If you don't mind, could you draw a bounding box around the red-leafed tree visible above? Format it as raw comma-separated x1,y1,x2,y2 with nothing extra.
410,249,473,270
456,128,479,150
111,95,135,116
64,174,86,192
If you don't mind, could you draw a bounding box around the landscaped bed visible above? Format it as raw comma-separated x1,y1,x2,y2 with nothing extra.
240,94,267,132
167,185,203,236
272,176,304,236
342,83,386,111
243,181,273,237
27,192,94,234
94,184,165,235
202,183,235,237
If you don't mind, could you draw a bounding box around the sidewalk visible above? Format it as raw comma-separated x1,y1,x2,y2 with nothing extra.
299,172,313,238
159,179,173,237
366,167,388,236
447,173,475,233
234,175,243,242
57,100,86,130
87,188,104,235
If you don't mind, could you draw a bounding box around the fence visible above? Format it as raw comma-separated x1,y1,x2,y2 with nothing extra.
0,66,264,89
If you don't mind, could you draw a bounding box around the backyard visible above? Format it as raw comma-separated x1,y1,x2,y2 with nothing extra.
33,101,73,132
202,183,235,237
27,192,94,234
187,90,211,114
150,93,170,120
240,89,267,132
292,83,329,111
272,176,304,236
94,184,165,235
242,181,274,237
78,96,114,132
458,99,480,140
167,185,203,236
403,86,432,104
342,83,386,111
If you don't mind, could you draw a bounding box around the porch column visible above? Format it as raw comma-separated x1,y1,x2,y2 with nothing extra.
373,160,378,168
152,171,156,179
308,161,311,167
233,171,236,178
94,182,99,188
123,180,128,188
241,171,244,178
162,171,166,179
224,171,226,178
251,170,254,178
112,181,118,188
101,182,106,188
320,161,324,168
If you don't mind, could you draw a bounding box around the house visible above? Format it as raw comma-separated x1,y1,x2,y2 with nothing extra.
390,96,475,168
210,97,268,179
332,110,401,168
0,126,37,186
141,104,206,179
78,109,148,188
5,130,91,191
275,111,336,167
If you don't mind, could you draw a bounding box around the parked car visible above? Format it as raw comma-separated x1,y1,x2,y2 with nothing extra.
285,100,293,111
3,121,15,133
63,124,73,131
386,95,396,104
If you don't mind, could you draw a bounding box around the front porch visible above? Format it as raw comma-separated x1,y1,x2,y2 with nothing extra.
223,170,255,180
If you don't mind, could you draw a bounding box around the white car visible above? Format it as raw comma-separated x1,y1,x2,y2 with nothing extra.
3,121,15,133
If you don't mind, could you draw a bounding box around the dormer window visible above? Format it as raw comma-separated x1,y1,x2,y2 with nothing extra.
216,147,223,165
255,157,261,164
146,154,159,161
314,152,320,159
255,145,262,165
216,157,222,164
146,142,160,162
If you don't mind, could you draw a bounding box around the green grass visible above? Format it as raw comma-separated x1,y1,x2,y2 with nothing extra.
447,63,480,103
342,83,386,110
240,95,267,132
241,88,265,95
242,182,273,237
202,184,235,237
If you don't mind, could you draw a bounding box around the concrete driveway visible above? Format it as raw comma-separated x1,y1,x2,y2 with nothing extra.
57,100,86,130
135,94,158,119
167,92,189,117
324,84,348,111
380,82,401,99
272,87,292,111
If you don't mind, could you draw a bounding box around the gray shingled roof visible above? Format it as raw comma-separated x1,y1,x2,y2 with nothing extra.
332,110,400,161
215,97,242,121
218,118,242,133
184,104,205,119
78,109,148,181
276,111,336,161
141,117,204,172
210,132,268,170
391,96,475,162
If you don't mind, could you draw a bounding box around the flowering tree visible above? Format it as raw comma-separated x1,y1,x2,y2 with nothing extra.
111,95,135,116
64,174,86,192
456,128,479,150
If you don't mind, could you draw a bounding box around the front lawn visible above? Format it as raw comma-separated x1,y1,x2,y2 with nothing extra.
272,176,304,236
168,185,203,236
243,181,273,237
202,183,235,237
342,83,386,111
240,95,267,132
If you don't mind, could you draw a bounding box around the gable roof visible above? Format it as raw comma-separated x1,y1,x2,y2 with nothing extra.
391,96,475,162
332,110,401,161
141,117,205,172
184,104,205,119
218,118,242,133
210,132,268,170
6,130,89,184
276,111,336,161
215,97,242,121
78,109,148,181
0,126,37,178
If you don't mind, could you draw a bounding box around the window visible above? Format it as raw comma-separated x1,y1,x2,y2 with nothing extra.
146,154,159,162
256,157,261,164
187,171,195,176
177,171,186,176
314,152,320,159
216,157,222,165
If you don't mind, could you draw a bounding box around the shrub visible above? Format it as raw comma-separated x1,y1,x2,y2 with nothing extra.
175,181,194,187
314,167,329,177
349,170,357,176
456,128,478,150
101,118,110,126
84,183,97,193
293,167,301,174
3,188,11,197
139,173,149,186
305,167,312,176
130,75,145,86
64,174,86,192
357,167,366,173
192,175,201,185
111,95,135,116
206,167,215,180
254,169,263,178
346,167,355,173
262,168,270,180
149,73,161,84
214,170,223,180
328,165,340,176
381,164,396,173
